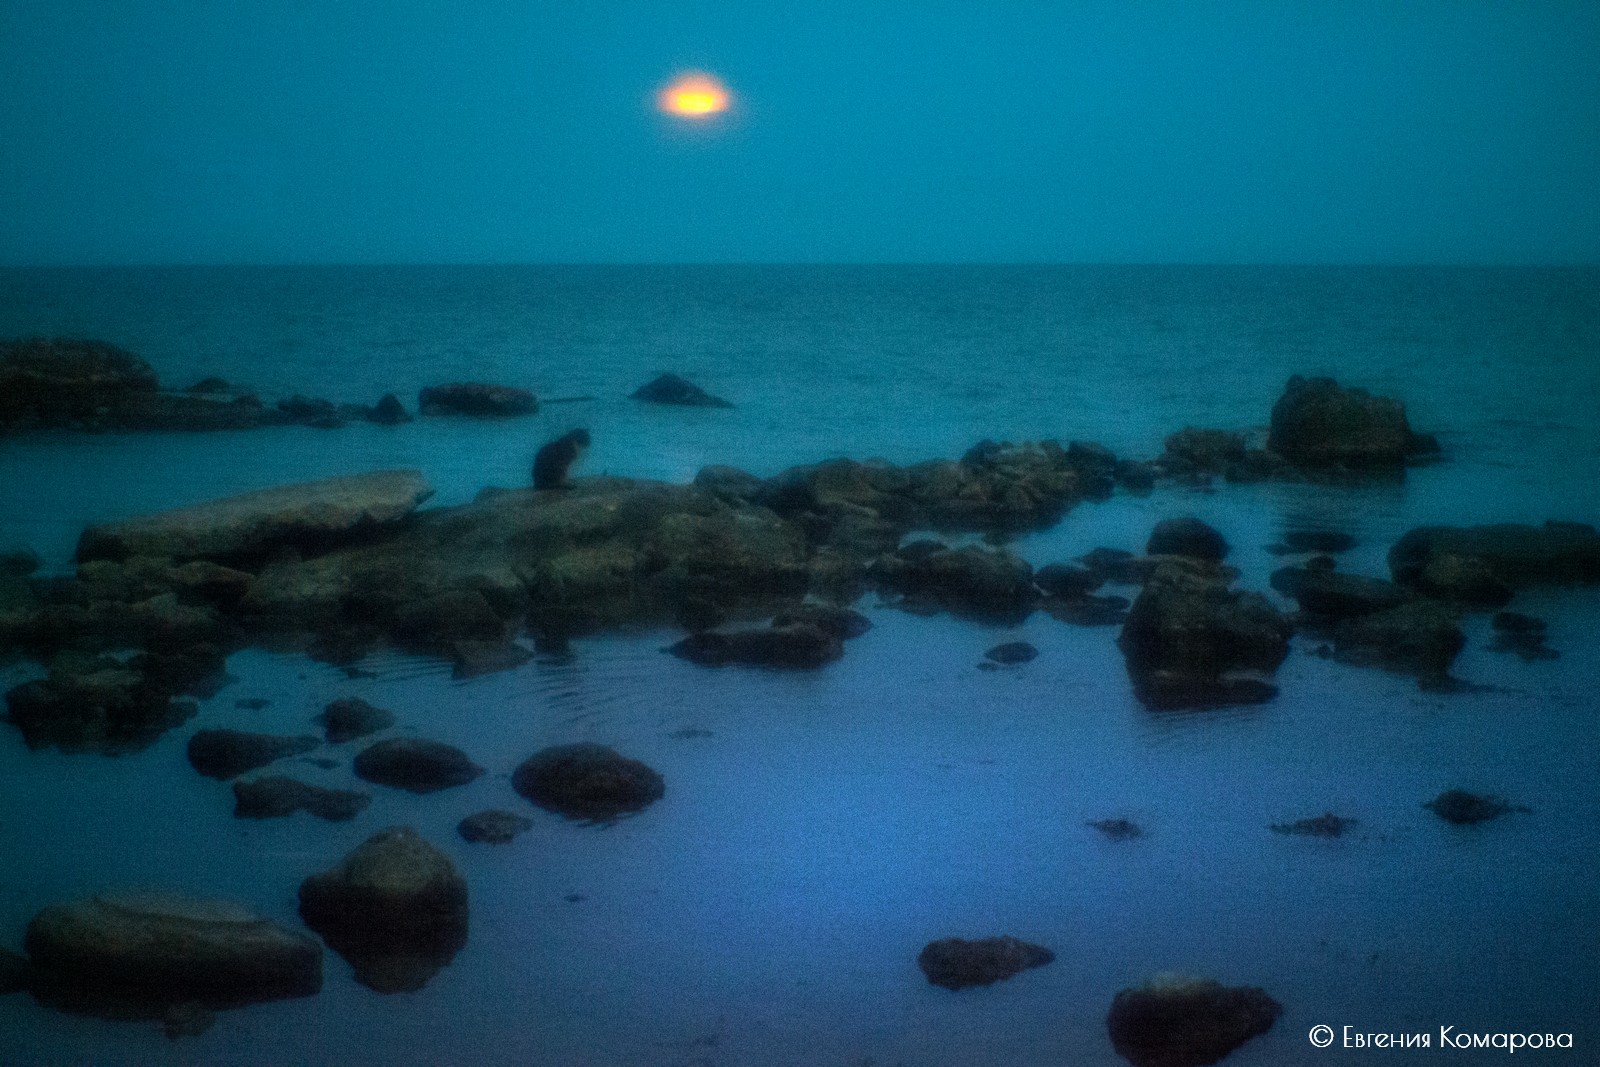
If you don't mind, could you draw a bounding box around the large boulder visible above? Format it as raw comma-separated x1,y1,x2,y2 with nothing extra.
1118,560,1292,710
1146,518,1229,562
297,827,468,993
76,470,433,566
1107,974,1282,1067
352,738,483,794
417,383,537,417
872,544,1036,621
315,696,395,743
1389,522,1600,589
0,338,158,428
916,936,1054,991
631,372,733,408
25,891,321,1021
1267,374,1429,468
512,743,664,821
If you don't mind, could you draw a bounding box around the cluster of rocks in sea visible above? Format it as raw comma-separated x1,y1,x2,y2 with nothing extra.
2,339,1590,1061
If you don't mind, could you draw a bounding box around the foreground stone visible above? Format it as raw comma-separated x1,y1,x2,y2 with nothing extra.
512,743,664,821
187,729,320,780
631,372,734,408
1118,559,1291,710
418,383,537,417
352,738,483,794
1146,518,1229,562
76,470,433,566
298,827,468,993
1107,974,1282,1067
1268,374,1435,469
232,776,370,821
917,936,1054,991
25,891,321,1023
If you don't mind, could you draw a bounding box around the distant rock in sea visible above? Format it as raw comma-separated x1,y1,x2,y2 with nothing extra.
417,382,537,417
916,935,1054,991
631,372,733,407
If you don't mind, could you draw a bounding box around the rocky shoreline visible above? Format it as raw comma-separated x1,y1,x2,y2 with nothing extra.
2,338,1595,1061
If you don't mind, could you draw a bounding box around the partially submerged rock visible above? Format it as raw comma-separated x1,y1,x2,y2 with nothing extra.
352,738,483,794
1088,818,1144,841
232,776,370,821
76,470,433,566
1269,566,1409,619
1488,611,1557,661
667,622,844,669
297,827,468,993
186,729,320,780
916,935,1054,991
1425,789,1520,825
6,660,198,755
872,544,1036,621
1390,521,1600,590
457,809,534,844
417,382,537,417
983,640,1038,665
315,696,396,744
1267,374,1433,469
1282,529,1356,554
1332,600,1463,677
1146,518,1229,562
631,372,734,408
512,743,664,821
1107,974,1282,1067
769,602,873,641
1118,559,1291,710
1270,812,1356,838
25,891,321,1023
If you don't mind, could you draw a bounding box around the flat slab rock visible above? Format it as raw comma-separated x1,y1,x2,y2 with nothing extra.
917,935,1054,990
25,890,321,1012
75,469,433,565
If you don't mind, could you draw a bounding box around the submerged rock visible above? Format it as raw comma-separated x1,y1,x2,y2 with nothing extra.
457,809,534,844
232,776,370,821
368,393,411,424
1118,559,1291,710
1270,812,1356,838
1269,566,1409,619
0,546,43,578
1487,611,1557,661
983,640,1038,665
1146,517,1229,562
1425,789,1521,825
75,470,433,566
352,738,484,794
417,382,537,417
1107,974,1282,1067
916,935,1054,991
769,602,873,641
666,622,844,669
25,891,321,1023
1267,374,1431,469
1034,562,1104,598
512,743,664,821
298,827,468,993
186,729,320,780
872,544,1036,621
631,372,734,408
1088,818,1144,841
450,639,533,678
315,696,396,744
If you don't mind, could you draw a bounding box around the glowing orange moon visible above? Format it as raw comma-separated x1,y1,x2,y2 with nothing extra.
658,72,731,118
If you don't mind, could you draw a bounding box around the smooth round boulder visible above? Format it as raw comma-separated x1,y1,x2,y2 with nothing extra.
25,891,321,1017
353,738,483,794
297,826,468,993
512,743,664,821
316,696,396,744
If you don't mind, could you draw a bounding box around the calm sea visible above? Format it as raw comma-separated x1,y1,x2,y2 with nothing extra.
1,265,1597,1065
